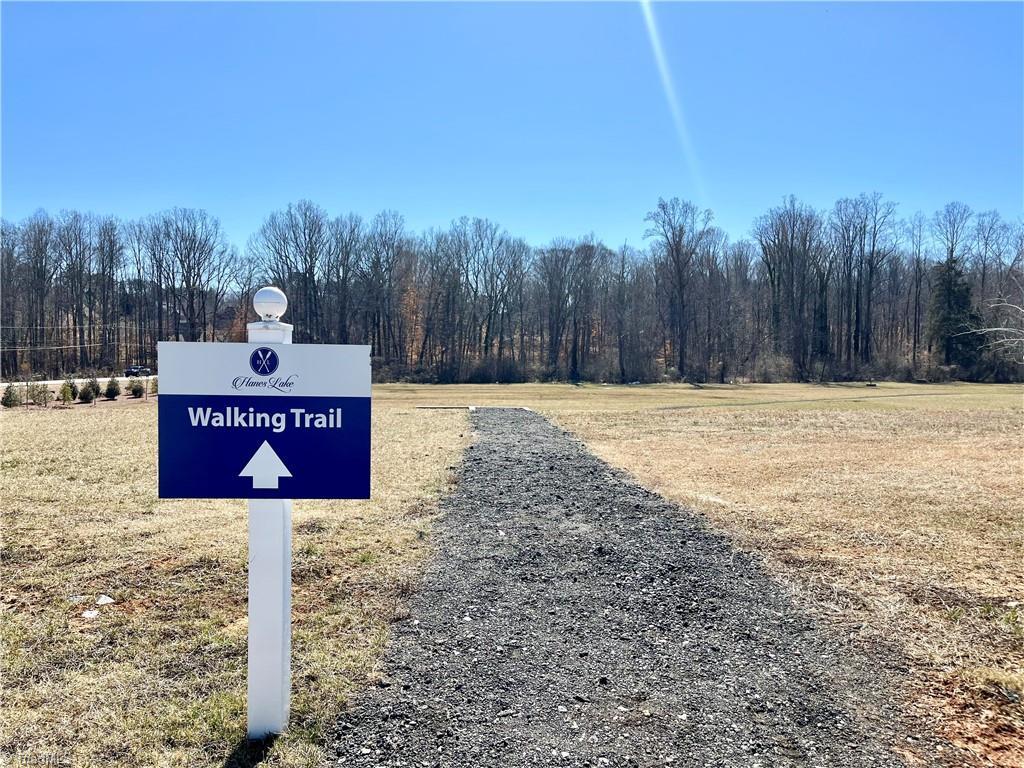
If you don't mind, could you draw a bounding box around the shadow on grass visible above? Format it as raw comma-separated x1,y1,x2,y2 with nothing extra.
223,735,278,768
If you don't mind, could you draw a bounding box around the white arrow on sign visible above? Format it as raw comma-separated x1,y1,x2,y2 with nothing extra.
239,441,293,489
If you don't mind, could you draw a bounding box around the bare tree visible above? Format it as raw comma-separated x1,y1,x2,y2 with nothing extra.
755,197,828,380
644,198,714,378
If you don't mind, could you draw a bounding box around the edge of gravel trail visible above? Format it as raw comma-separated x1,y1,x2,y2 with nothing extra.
328,407,943,768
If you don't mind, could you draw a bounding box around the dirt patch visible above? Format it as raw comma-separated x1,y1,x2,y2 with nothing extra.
330,408,942,767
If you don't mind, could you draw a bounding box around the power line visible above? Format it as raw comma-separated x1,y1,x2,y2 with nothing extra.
2,322,124,329
1,342,107,352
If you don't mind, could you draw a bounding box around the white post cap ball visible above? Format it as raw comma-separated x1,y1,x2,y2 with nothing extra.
253,286,288,321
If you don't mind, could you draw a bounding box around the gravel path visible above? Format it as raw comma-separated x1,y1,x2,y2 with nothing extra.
330,408,906,767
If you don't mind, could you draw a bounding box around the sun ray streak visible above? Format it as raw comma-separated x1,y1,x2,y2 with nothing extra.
640,0,709,207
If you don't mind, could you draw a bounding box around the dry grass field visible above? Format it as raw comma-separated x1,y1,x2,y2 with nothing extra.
1,398,468,767
2,382,1021,767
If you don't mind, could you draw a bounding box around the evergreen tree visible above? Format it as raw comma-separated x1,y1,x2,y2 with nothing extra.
928,256,981,370
1,383,21,408
104,376,121,400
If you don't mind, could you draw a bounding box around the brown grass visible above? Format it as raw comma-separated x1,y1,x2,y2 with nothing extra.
0,398,469,767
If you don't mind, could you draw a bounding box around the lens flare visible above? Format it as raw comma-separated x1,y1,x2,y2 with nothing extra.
639,0,708,206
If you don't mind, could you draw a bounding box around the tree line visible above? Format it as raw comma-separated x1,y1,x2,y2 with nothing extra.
2,196,1021,383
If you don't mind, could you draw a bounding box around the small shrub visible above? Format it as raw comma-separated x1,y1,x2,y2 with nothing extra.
59,382,75,407
78,385,95,404
104,377,121,400
149,377,158,395
27,382,53,407
1,383,22,408
63,377,79,400
85,375,101,399
129,377,145,398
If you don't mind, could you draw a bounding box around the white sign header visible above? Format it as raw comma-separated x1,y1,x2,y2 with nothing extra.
158,342,371,397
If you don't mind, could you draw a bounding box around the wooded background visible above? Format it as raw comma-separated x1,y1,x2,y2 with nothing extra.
2,196,1021,383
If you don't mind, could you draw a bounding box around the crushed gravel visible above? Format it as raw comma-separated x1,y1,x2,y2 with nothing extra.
330,408,908,767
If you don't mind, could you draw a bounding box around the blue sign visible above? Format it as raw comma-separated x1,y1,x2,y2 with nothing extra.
158,342,371,500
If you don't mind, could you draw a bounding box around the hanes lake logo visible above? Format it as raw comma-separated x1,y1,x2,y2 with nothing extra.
232,346,297,392
250,347,279,376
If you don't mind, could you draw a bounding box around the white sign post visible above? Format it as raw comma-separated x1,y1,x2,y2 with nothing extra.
247,286,294,739
157,285,371,740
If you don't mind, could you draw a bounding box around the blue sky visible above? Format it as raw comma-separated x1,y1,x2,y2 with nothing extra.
2,2,1021,249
